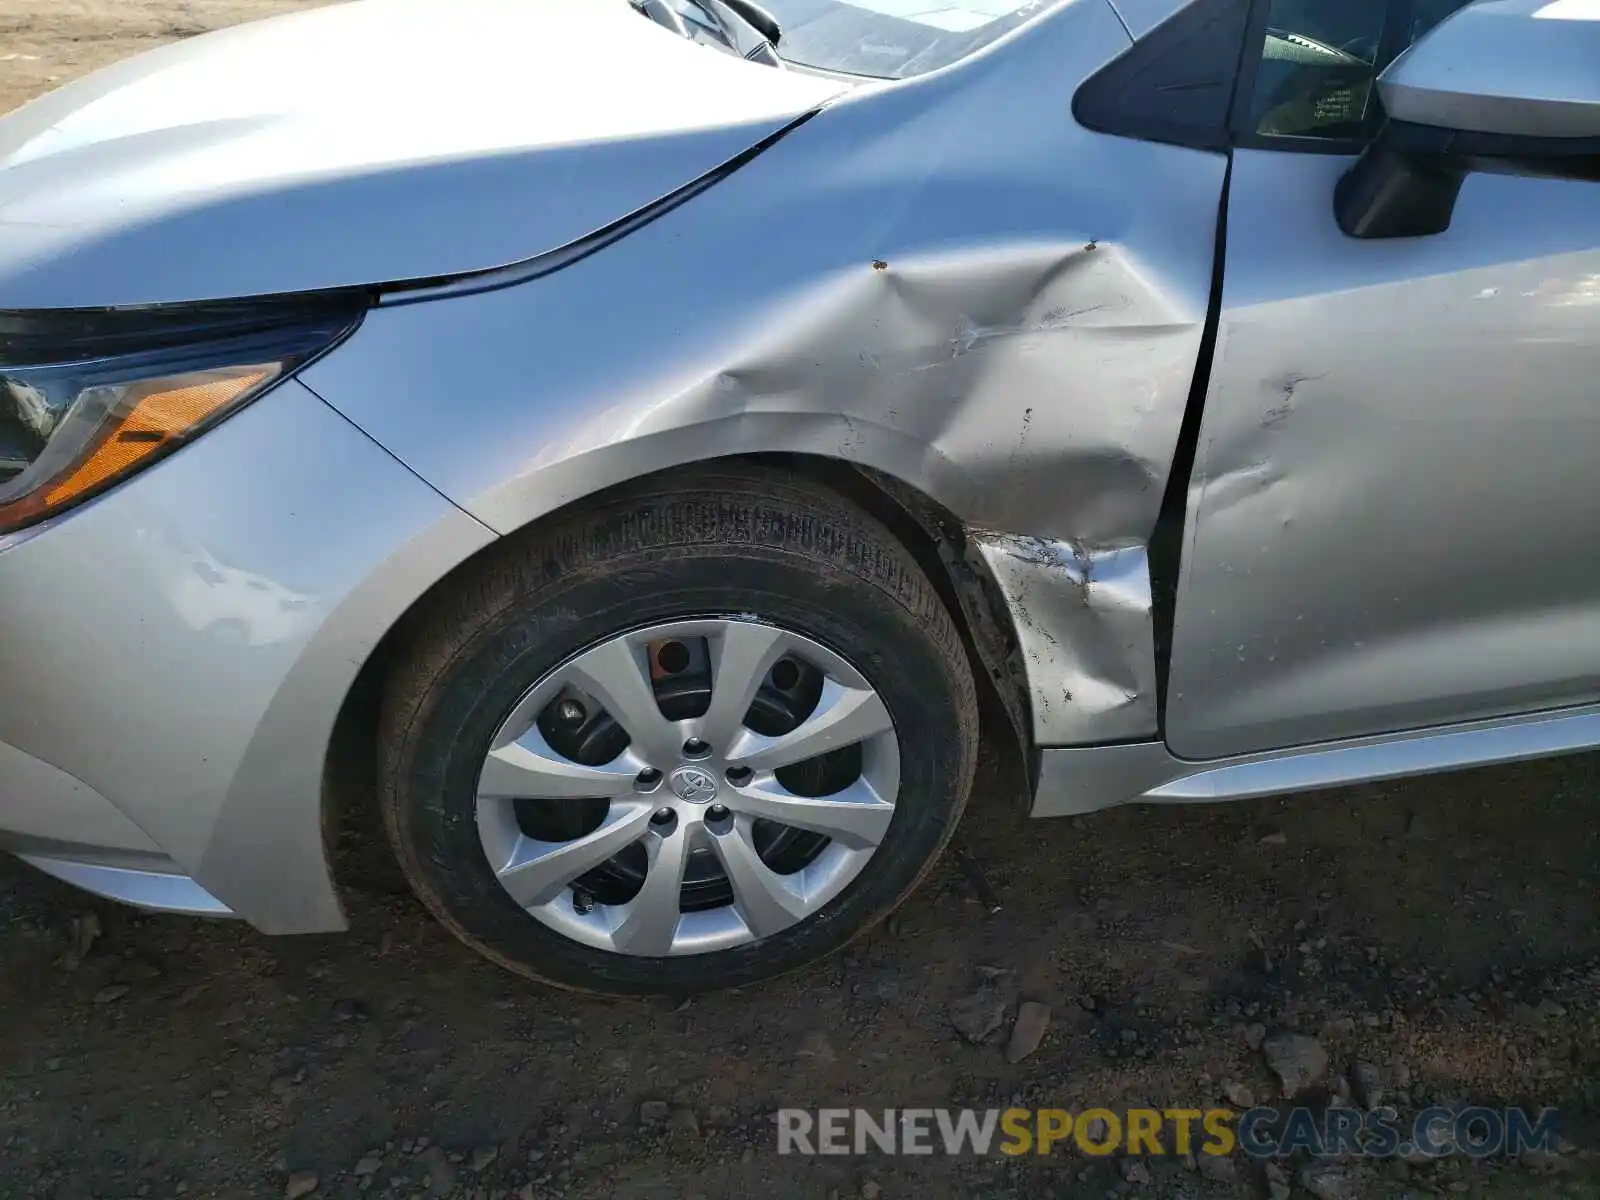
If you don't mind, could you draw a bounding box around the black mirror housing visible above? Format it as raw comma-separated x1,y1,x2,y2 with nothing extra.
1336,120,1599,240
1334,134,1466,239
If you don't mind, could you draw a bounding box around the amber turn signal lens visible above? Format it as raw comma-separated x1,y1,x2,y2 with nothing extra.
42,368,272,508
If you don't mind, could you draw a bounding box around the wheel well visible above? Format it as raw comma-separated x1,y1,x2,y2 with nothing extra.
322,453,1036,901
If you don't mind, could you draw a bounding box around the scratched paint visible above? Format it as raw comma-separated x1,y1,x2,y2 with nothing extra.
975,535,1158,743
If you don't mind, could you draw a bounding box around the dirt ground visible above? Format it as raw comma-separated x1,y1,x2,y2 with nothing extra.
0,1,337,114
2,5,1599,1200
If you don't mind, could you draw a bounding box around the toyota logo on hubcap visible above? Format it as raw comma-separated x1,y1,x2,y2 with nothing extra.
668,765,719,804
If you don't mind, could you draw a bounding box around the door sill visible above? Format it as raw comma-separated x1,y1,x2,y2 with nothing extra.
1033,701,1600,816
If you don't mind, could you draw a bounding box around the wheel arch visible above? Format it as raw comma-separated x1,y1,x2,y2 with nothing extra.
322,452,1037,904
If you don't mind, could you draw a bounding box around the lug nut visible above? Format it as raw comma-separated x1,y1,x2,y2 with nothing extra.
651,807,674,824
725,766,753,787
707,804,730,821
556,699,586,725
635,768,663,791
682,737,711,758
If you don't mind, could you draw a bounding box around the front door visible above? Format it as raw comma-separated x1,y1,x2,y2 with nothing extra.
1166,0,1600,759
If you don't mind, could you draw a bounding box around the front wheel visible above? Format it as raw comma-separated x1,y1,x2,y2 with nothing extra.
377,466,979,995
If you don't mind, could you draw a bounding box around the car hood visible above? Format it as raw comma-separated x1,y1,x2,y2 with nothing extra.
0,0,848,309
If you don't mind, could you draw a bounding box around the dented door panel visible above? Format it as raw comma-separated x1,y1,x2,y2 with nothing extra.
1167,150,1600,761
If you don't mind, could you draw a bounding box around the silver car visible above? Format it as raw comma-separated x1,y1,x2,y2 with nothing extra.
1,0,1595,994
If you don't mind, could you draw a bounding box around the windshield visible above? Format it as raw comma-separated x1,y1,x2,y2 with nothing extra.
763,0,1051,78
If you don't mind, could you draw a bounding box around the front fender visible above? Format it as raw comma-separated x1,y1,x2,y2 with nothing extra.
301,3,1224,747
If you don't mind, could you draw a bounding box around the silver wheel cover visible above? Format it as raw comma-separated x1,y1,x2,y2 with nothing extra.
474,618,901,957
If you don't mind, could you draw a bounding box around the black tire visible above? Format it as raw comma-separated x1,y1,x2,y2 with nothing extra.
377,464,979,995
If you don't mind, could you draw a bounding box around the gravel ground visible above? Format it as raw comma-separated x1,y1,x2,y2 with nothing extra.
3,5,1600,1199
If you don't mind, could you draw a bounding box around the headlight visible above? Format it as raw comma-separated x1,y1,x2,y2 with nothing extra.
0,296,366,533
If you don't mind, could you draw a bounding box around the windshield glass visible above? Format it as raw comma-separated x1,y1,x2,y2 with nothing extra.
764,0,1050,78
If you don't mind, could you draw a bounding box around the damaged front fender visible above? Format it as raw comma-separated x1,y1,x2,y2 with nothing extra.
300,0,1227,749
975,536,1157,744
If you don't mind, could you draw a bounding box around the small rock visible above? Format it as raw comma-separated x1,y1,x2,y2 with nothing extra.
1259,831,1288,846
864,979,902,1011
1520,1149,1573,1174
1220,1079,1255,1108
44,1057,63,1072
270,1073,300,1098
1265,1163,1289,1185
333,998,370,1022
353,1156,383,1177
861,1184,883,1200
1321,1016,1355,1039
115,957,163,984
516,1185,537,1200
69,911,104,961
1535,998,1567,1019
1196,1153,1236,1183
1268,1183,1291,1200
1300,1164,1359,1200
950,988,1007,1043
420,1147,455,1196
467,1146,496,1173
1119,1028,1139,1044
92,984,131,1005
796,1031,836,1062
640,1100,671,1125
1121,1159,1152,1185
668,1108,700,1137
1351,1061,1385,1108
284,1172,319,1200
1262,1032,1328,1097
1005,1002,1051,1063
1244,1022,1266,1051
60,915,103,972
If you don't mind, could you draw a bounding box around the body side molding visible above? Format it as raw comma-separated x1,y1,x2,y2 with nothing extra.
1034,701,1600,815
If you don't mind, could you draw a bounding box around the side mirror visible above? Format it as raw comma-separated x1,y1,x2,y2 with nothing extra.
1335,0,1600,239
